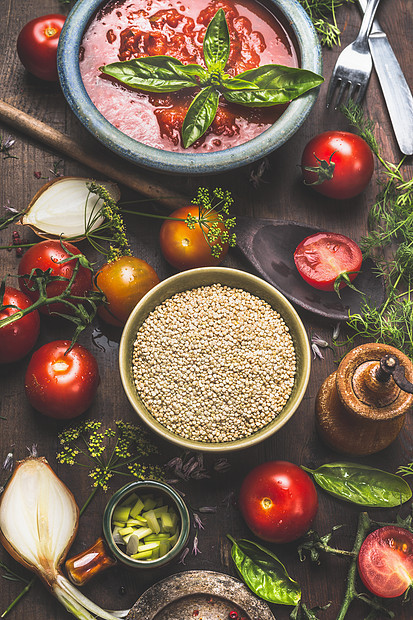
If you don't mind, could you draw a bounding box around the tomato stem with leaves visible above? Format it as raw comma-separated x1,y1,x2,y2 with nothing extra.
0,258,103,347
298,508,413,619
100,9,323,147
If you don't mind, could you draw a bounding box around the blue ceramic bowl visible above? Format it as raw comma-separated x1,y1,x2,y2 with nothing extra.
58,0,322,175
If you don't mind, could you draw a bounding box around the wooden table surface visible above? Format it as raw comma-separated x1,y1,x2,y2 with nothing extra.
1,0,413,618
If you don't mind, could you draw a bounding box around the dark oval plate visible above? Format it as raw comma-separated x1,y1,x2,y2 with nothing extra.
235,217,385,321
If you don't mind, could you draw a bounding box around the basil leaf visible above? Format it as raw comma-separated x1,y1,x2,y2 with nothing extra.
222,64,324,106
228,535,301,606
178,63,210,82
203,8,230,71
302,462,412,507
220,74,259,91
182,86,219,148
99,56,200,92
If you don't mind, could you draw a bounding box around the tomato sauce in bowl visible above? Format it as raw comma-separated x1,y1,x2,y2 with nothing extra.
80,0,299,152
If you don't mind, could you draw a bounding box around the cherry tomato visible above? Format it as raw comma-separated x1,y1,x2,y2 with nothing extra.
301,131,374,199
294,232,362,292
25,340,100,419
159,205,228,271
0,287,40,364
18,240,92,315
95,256,160,326
358,526,413,598
17,14,66,82
239,461,318,543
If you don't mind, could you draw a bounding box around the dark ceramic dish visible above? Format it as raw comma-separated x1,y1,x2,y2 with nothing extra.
235,217,386,321
57,0,322,175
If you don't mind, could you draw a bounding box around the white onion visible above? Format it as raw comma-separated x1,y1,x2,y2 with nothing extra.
0,457,118,620
21,177,120,239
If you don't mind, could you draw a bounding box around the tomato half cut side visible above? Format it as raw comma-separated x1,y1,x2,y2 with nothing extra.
294,232,362,292
358,526,413,598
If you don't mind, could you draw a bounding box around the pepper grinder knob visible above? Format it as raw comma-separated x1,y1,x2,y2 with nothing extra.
377,354,413,394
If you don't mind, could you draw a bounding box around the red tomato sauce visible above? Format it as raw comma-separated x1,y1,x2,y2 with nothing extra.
80,0,299,152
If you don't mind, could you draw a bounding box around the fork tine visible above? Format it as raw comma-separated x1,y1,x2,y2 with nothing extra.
344,82,359,107
354,80,369,105
334,80,349,109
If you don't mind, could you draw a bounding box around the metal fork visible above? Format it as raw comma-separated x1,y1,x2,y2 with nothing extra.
326,0,383,108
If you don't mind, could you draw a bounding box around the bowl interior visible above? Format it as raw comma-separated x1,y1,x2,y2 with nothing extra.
57,0,322,174
103,480,190,568
119,267,311,452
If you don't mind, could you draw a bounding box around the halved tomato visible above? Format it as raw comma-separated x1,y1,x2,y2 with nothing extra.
294,232,362,294
358,526,413,598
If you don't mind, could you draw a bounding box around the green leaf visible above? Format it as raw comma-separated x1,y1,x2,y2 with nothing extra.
302,462,412,507
203,8,230,71
220,74,259,91
182,86,219,148
99,56,200,92
222,64,324,106
228,535,301,606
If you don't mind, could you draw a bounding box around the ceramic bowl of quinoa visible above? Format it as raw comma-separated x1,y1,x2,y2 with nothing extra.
57,0,322,174
119,267,311,452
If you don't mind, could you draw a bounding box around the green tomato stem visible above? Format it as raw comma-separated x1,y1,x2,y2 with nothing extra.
336,512,371,620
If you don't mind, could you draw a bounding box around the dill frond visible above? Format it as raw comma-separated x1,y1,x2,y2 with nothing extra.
298,0,354,47
340,103,413,359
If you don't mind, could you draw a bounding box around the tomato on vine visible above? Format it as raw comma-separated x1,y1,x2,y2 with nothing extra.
95,256,160,326
17,14,66,82
25,341,100,419
0,287,40,363
18,240,92,315
301,131,374,199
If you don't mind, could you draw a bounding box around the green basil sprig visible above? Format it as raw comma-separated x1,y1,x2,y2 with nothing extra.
227,535,301,606
302,462,412,507
100,9,323,147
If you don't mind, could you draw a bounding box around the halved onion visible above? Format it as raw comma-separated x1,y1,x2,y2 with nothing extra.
0,456,119,620
20,177,120,239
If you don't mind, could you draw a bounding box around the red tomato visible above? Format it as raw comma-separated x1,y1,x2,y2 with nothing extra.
358,526,413,598
0,287,40,363
17,14,66,82
294,232,362,292
301,131,374,199
18,240,92,315
159,205,228,271
239,461,318,543
95,256,160,326
25,340,100,419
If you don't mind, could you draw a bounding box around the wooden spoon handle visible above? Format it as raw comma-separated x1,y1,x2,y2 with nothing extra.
0,99,188,210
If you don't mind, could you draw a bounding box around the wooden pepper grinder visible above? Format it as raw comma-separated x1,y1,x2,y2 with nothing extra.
316,343,413,455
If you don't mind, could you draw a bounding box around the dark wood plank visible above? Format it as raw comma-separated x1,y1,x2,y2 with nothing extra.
1,1,413,619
